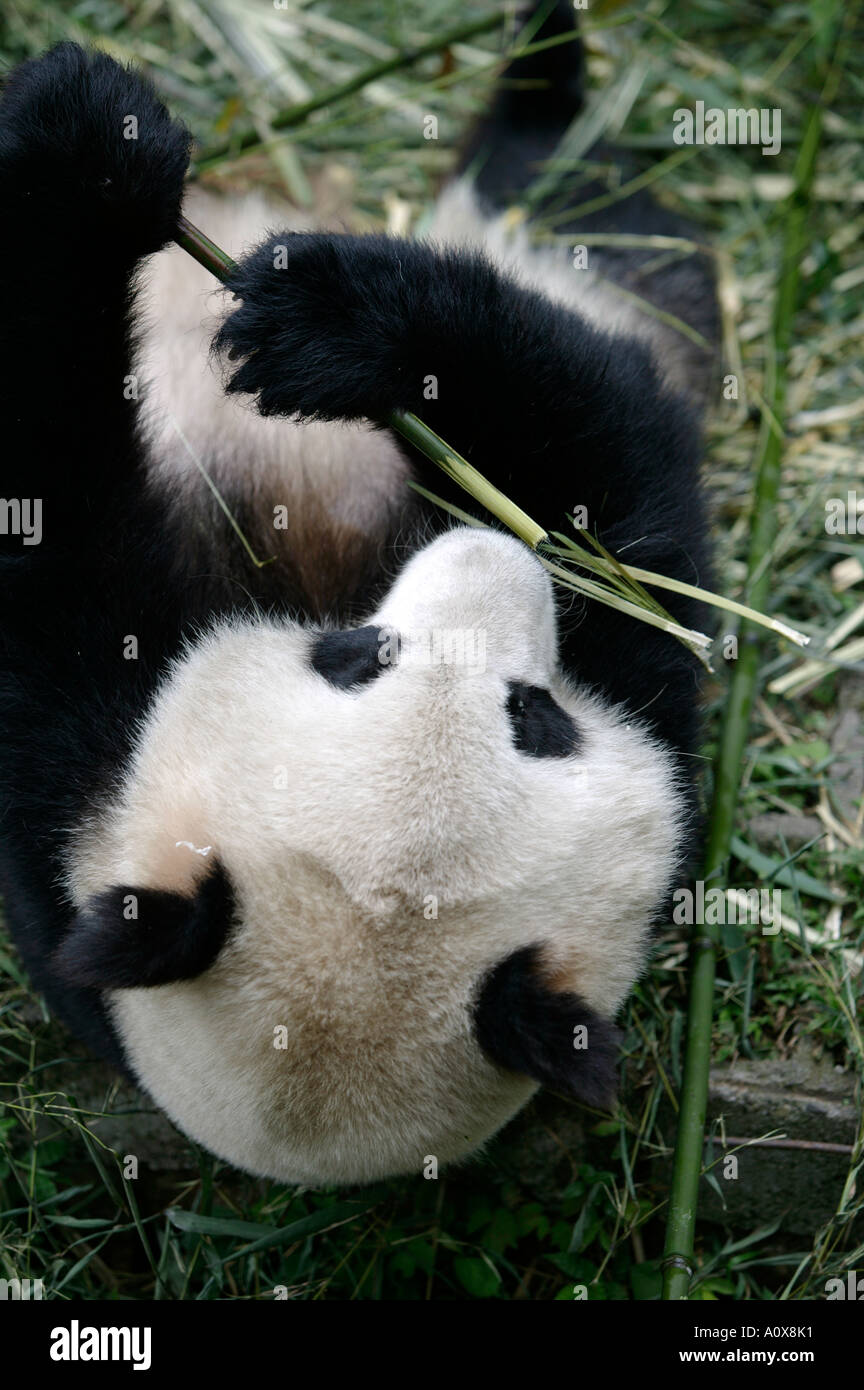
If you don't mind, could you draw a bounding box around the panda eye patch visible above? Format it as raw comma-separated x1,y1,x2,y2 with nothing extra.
506,682,580,758
310,626,391,690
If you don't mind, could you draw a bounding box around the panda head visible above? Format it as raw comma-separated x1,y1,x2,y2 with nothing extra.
58,529,685,1185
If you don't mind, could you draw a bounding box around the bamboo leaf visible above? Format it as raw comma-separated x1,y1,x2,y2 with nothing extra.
729,835,845,904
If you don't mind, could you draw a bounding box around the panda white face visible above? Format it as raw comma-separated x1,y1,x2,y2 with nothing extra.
63,528,685,1185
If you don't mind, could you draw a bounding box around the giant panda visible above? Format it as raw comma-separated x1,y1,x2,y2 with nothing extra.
0,4,716,1186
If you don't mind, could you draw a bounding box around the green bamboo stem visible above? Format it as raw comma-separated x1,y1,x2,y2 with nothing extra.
661,102,825,1301
194,13,505,167
175,218,236,279
388,411,548,548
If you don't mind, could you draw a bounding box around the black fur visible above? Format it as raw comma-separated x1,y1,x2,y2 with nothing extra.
507,682,580,758
0,42,190,524
458,0,585,200
0,16,713,1082
0,44,204,1061
53,863,235,990
474,946,621,1107
457,0,718,403
310,626,388,690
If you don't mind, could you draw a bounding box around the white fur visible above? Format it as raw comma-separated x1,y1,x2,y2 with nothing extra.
68,528,686,1185
135,187,409,572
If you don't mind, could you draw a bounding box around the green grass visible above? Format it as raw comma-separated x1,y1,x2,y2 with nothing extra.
1,0,862,1299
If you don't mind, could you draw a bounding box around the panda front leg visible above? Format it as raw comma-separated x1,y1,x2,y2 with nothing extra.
0,43,190,545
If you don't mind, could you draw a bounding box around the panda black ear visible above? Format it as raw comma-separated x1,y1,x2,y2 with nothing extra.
53,863,235,989
473,945,621,1107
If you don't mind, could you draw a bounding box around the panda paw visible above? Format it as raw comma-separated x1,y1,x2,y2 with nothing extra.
0,43,191,259
215,232,502,422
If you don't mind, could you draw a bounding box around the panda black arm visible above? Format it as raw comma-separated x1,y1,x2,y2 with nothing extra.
0,44,190,540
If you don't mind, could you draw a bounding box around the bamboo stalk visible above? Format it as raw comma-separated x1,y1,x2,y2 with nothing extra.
174,218,236,279
388,411,548,549
660,102,825,1301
